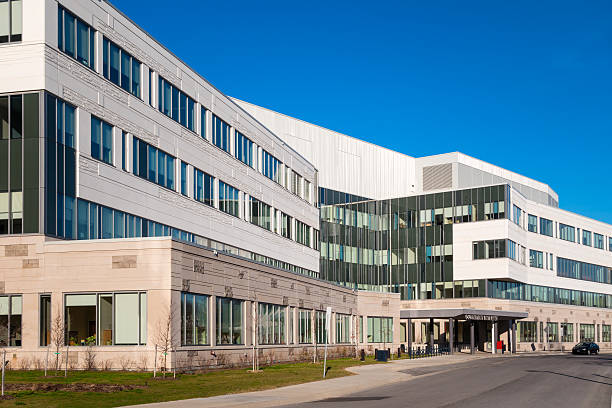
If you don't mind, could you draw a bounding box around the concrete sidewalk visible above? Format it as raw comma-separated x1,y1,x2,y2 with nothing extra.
126,353,496,408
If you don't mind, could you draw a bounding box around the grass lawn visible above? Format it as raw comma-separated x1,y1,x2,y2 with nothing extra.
0,356,381,407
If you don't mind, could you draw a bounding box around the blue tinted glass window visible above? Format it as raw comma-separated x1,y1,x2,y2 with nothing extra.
120,51,130,92
102,121,113,164
76,19,89,65
179,92,187,127
131,60,141,97
113,211,124,238
157,151,166,187
148,145,156,182
77,199,88,240
109,42,120,85
64,104,75,148
64,11,75,57
166,156,175,190
101,207,113,238
90,117,101,160
180,162,187,195
65,196,75,239
171,86,179,121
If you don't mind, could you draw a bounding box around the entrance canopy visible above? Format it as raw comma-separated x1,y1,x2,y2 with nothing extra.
400,308,528,321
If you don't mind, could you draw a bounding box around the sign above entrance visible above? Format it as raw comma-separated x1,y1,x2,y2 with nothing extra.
465,314,498,321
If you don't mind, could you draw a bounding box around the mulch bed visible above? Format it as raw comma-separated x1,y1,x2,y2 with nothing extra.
5,383,147,392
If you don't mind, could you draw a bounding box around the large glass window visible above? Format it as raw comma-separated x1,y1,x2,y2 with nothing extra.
281,212,292,239
594,233,604,250
157,76,195,132
557,257,611,284
315,311,327,344
527,214,537,232
249,196,271,230
39,295,51,346
529,249,543,268
262,150,281,183
102,37,141,98
336,314,351,344
539,218,553,237
512,205,522,226
90,116,113,165
299,309,312,344
181,292,208,346
234,131,253,167
219,181,239,217
295,220,310,247
216,297,243,345
212,114,230,153
602,325,611,342
559,223,575,242
518,321,536,342
472,239,513,260
193,168,214,207
367,316,393,343
258,303,285,345
546,322,558,342
561,323,573,342
580,323,595,342
582,230,592,246
0,0,21,43
57,6,94,69
65,292,146,346
180,161,188,196
0,295,21,346
132,137,175,190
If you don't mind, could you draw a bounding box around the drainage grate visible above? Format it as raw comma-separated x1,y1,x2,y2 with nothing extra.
313,396,389,403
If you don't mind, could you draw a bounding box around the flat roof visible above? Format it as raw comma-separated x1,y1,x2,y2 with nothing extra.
400,308,528,321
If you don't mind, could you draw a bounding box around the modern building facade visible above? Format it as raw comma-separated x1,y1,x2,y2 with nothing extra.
0,0,394,370
0,0,610,372
236,102,612,353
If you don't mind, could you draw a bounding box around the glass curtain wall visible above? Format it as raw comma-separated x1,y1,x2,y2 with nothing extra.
320,184,507,300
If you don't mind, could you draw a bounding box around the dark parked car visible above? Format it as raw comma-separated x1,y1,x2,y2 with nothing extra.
572,342,599,355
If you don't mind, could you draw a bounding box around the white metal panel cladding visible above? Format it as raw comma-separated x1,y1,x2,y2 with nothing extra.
422,163,452,191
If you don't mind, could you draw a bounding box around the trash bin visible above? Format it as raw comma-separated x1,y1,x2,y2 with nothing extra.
375,349,388,362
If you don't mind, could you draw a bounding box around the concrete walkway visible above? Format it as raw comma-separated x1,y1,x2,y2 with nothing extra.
127,353,497,408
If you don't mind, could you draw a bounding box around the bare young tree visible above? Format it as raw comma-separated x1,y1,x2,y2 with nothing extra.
153,304,178,377
51,311,64,372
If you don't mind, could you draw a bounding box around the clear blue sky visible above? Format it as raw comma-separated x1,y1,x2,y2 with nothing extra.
112,0,612,223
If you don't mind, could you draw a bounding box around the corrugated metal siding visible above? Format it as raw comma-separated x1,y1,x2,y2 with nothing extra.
423,163,452,191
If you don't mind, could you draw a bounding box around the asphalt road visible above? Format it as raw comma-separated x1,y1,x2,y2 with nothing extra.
281,354,612,408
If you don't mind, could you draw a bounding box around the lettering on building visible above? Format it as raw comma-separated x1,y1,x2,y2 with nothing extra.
194,260,206,274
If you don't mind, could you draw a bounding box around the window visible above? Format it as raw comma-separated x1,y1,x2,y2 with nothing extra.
367,316,392,343
258,303,285,345
262,150,281,183
336,314,351,344
216,297,243,345
200,106,206,139
359,316,363,343
219,181,239,217
518,321,536,342
559,223,575,242
121,131,127,171
249,196,271,230
472,239,512,260
561,323,573,342
132,137,175,190
304,180,311,203
212,114,230,153
594,233,604,250
580,324,595,342
0,295,21,346
181,292,208,346
0,0,21,43
539,218,553,237
602,325,611,342
65,292,146,346
193,168,214,207
546,322,558,342
548,253,553,271
296,220,310,247
102,37,141,98
512,205,522,226
281,212,292,239
527,214,537,232
557,257,611,284
582,229,592,246
315,311,327,344
234,131,253,167
529,250,543,268
40,295,51,346
157,76,195,132
90,116,113,165
609,237,612,252
57,6,94,69
298,309,311,344
180,161,188,196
